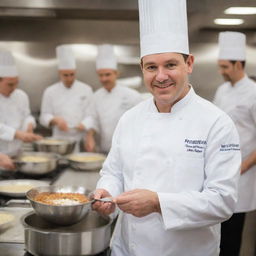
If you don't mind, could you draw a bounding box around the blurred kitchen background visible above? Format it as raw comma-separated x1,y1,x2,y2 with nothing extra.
0,0,256,114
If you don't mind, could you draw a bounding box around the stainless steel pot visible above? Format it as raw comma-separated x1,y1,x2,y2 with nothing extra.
66,152,106,171
22,210,112,256
33,137,76,155
26,185,93,225
14,152,59,175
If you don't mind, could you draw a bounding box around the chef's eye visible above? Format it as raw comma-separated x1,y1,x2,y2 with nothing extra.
166,63,176,69
145,65,157,71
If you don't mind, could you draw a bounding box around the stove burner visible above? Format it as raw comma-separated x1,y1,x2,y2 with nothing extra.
24,247,111,256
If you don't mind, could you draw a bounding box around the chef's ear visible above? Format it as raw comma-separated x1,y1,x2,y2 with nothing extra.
186,54,194,74
115,70,120,78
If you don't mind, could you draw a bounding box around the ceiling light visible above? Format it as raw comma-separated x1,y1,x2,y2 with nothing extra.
225,7,256,15
214,18,244,25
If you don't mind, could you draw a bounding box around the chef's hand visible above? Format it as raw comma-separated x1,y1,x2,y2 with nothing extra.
51,117,69,131
114,189,161,217
0,153,15,170
85,131,96,152
76,123,85,131
26,123,34,133
91,189,115,216
15,130,42,142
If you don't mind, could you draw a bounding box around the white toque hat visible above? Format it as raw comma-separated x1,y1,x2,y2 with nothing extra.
139,0,189,58
56,45,76,70
96,44,117,70
218,32,246,61
0,51,18,77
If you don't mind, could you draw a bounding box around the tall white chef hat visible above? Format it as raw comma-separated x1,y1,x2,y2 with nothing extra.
0,51,18,77
96,44,117,70
218,32,246,61
139,0,189,58
56,45,76,70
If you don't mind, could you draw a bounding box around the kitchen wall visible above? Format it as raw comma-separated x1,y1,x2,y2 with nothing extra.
1,20,256,113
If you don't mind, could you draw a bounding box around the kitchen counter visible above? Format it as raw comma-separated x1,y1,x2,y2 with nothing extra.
0,168,103,256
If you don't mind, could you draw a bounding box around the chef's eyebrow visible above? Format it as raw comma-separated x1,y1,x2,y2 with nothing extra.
143,59,179,67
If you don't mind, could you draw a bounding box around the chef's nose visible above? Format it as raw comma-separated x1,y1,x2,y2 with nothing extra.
155,67,168,82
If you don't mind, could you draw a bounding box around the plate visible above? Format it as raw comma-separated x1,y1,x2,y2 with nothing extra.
0,212,15,230
0,179,49,197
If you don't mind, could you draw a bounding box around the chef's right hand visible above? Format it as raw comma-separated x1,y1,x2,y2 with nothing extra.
15,131,42,142
0,153,15,170
51,117,69,131
91,189,115,216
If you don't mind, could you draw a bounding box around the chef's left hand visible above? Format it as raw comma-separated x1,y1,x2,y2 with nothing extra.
114,189,161,217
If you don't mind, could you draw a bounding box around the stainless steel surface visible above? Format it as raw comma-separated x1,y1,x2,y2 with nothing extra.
22,210,112,256
0,243,26,256
26,185,92,225
0,179,49,197
66,152,106,171
15,152,59,175
52,168,100,191
33,138,76,155
0,207,32,243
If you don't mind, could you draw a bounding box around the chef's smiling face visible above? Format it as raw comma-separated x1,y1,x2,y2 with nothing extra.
141,52,194,112
97,69,117,92
59,69,76,88
0,77,18,97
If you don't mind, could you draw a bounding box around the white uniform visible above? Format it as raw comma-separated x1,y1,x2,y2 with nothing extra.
0,89,35,156
97,87,241,256
214,75,256,212
40,80,93,149
86,85,141,153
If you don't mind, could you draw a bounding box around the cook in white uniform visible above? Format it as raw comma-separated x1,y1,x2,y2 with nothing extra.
85,44,141,153
213,31,256,256
40,45,93,151
0,153,15,170
92,1,241,256
0,51,41,157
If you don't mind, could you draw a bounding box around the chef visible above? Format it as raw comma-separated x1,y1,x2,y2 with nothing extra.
0,51,41,157
92,1,241,256
85,44,141,153
40,45,93,151
213,32,256,256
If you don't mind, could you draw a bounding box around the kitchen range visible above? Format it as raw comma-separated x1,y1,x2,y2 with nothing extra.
0,151,111,256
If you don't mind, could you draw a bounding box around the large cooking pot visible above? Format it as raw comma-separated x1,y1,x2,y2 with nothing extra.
14,152,58,175
33,137,76,155
22,210,112,256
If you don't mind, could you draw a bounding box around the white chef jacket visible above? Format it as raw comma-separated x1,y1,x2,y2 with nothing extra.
85,85,141,153
40,80,93,149
213,75,256,213
0,89,36,156
97,87,241,256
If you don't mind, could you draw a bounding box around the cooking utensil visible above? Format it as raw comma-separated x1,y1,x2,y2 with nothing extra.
26,185,94,225
33,137,76,155
22,210,112,256
66,152,106,171
0,179,49,197
14,152,59,175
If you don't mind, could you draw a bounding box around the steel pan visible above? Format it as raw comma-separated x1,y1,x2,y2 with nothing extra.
22,210,112,256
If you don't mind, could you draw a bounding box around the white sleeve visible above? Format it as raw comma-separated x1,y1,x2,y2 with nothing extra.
96,119,124,197
39,89,54,128
158,115,241,230
0,123,16,141
21,93,36,130
82,95,100,133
